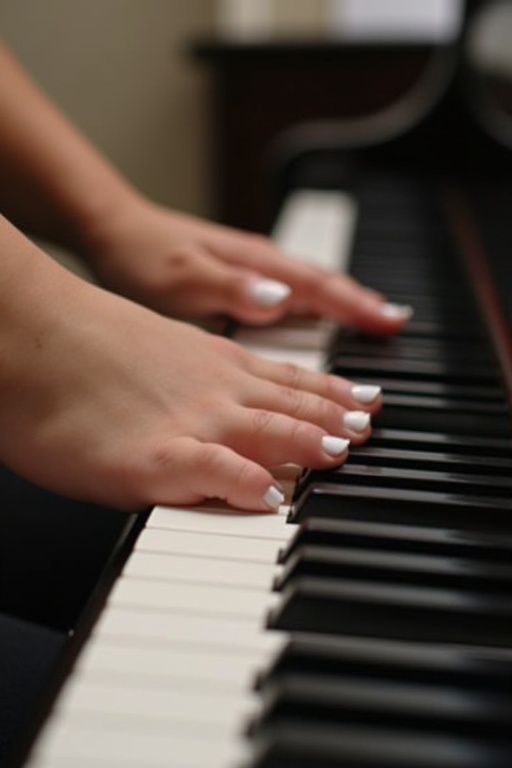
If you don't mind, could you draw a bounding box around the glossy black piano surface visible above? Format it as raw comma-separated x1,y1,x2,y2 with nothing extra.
3,1,512,766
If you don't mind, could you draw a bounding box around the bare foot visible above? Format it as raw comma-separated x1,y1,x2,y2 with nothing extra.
0,229,381,512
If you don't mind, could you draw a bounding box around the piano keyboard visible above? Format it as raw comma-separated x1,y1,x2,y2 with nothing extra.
25,174,512,768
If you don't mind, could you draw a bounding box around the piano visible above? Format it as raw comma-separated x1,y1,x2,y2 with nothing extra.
3,1,512,766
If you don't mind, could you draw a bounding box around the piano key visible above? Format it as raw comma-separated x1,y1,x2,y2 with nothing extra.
231,341,325,372
134,528,287,562
108,575,279,618
353,237,445,261
270,188,357,271
29,759,149,768
56,674,257,731
384,388,508,414
330,333,497,364
368,427,512,457
373,402,511,437
248,721,511,768
295,463,512,498
349,213,428,237
123,550,277,589
93,605,285,655
327,375,506,400
232,318,337,352
370,391,509,416
279,517,512,564
330,354,500,384
274,545,512,593
391,316,487,340
76,638,261,689
344,445,512,475
30,715,249,768
290,483,512,531
352,277,473,302
147,504,291,537
251,674,512,737
268,576,512,647
257,633,512,693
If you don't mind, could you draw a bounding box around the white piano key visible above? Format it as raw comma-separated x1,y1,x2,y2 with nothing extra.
94,604,283,655
236,342,325,371
32,716,248,768
27,757,116,768
272,188,356,271
235,318,336,351
134,527,285,562
237,188,355,371
109,575,278,619
28,759,139,768
123,550,277,588
148,504,292,538
76,640,258,689
56,676,256,732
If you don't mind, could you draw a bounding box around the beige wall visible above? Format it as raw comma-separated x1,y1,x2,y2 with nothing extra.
274,0,329,37
0,0,216,216
0,1,340,221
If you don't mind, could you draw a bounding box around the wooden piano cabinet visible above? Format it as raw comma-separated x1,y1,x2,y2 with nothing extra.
192,40,434,232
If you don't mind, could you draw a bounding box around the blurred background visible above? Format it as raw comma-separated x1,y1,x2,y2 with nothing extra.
0,0,460,228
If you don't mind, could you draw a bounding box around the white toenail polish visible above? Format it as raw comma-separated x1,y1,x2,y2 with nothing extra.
263,484,285,509
248,279,292,307
351,385,382,404
343,411,371,432
322,436,350,457
380,302,414,320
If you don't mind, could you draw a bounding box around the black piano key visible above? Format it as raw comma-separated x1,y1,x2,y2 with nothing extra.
267,577,512,647
330,356,499,385
345,445,512,476
353,214,434,236
352,239,443,261
348,370,508,402
354,277,446,296
353,256,463,280
289,483,512,531
391,317,487,340
257,634,512,694
379,394,510,415
274,545,512,594
351,256,468,279
352,214,431,236
279,518,512,564
344,377,505,401
294,464,512,500
329,334,497,365
367,428,512,457
248,722,511,768
382,292,477,310
355,292,478,320
371,398,511,437
251,674,512,738
352,266,467,285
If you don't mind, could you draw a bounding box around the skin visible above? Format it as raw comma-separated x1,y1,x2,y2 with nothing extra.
0,43,402,512
79,197,408,332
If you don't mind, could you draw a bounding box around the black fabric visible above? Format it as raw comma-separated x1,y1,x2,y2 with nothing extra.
0,465,129,632
0,614,65,768
0,465,137,764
